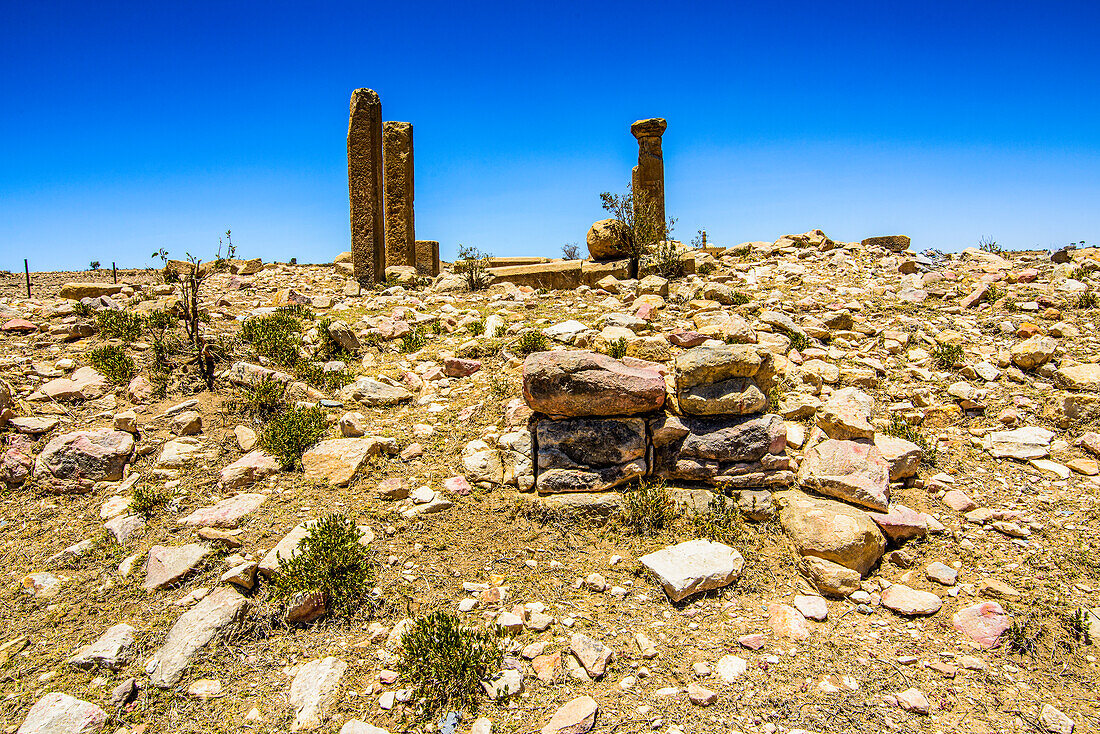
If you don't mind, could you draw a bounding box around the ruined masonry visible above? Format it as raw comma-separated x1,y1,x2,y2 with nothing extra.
414,239,440,277
382,121,415,269
347,88,386,285
631,117,667,229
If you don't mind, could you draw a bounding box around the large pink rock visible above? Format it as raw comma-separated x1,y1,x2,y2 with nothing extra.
2,318,36,333
522,351,665,417
798,438,890,511
867,504,927,542
17,692,106,734
952,601,1011,648
880,583,942,616
179,493,266,527
542,695,597,734
768,603,811,640
217,451,279,490
34,430,134,482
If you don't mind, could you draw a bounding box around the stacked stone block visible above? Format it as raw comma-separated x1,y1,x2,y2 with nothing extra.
519,345,791,499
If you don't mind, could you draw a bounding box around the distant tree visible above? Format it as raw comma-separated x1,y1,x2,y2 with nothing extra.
561,242,581,260
89,261,101,271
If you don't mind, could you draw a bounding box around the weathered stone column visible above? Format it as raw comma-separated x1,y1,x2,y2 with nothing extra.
630,117,668,237
347,88,386,284
383,121,415,268
414,240,440,277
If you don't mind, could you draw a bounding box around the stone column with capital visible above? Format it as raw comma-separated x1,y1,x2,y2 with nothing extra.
347,88,386,284
383,121,415,268
630,117,668,239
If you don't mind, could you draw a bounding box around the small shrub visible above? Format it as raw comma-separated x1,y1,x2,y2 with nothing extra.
277,303,314,320
457,245,492,291
978,235,1002,255
242,312,303,368
1065,608,1093,646
89,260,101,270
606,337,628,359
1004,617,1037,655
930,342,963,369
130,483,172,516
228,377,288,420
1071,264,1097,281
429,319,446,335
488,374,512,401
645,239,684,279
1075,290,1099,310
95,310,145,341
619,479,679,536
400,326,426,353
142,309,177,332
260,405,327,470
513,331,548,356
697,261,716,276
398,610,504,716
72,301,94,318
885,414,938,466
88,345,136,384
273,513,375,618
731,245,751,258
296,362,354,392
729,290,751,306
467,318,486,336
985,283,1003,303
691,493,744,545
783,328,809,352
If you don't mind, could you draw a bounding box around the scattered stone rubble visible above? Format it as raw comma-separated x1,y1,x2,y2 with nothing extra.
2,231,1099,733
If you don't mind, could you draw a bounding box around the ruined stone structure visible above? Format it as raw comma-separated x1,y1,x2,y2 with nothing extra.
630,117,667,235
382,121,415,268
414,240,440,277
347,88,386,285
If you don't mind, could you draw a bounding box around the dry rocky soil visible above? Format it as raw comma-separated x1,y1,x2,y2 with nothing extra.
1,232,1099,734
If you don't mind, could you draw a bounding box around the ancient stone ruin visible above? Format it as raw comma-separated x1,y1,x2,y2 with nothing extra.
348,89,434,283
631,117,667,230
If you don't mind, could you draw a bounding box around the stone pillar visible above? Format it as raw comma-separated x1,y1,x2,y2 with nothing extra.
383,121,415,268
630,117,668,238
414,240,440,277
347,88,386,284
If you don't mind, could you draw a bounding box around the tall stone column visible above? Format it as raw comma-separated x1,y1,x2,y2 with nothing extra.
383,121,415,268
630,117,668,238
347,88,386,285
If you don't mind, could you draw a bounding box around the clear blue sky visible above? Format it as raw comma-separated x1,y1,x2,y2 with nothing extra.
2,1,1098,271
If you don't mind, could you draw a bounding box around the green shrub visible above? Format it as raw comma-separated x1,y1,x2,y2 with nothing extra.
619,479,679,536
697,262,716,276
645,239,684,279
72,301,94,318
691,494,744,544
430,319,446,335
606,337,629,359
273,513,375,618
228,377,288,420
1075,290,1099,310
885,414,938,466
242,312,303,368
142,309,177,332
513,331,548,355
730,291,751,306
130,483,172,516
260,405,327,470
1071,263,1098,281
930,342,963,369
296,362,354,392
783,328,809,352
400,326,426,353
95,310,145,341
88,345,136,384
398,610,504,716
467,318,486,336
457,245,492,291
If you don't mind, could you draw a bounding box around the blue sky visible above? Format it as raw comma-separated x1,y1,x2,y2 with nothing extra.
2,1,1098,271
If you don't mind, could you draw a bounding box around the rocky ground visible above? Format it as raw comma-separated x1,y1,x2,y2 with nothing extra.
1,232,1099,734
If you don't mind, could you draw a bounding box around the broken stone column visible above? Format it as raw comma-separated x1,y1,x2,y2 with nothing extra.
382,121,415,268
630,117,667,237
414,239,440,277
347,88,386,285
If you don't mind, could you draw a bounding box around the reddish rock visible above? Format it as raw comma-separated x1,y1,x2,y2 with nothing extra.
1,318,36,333
880,583,942,616
952,601,1011,648
34,429,134,482
959,283,989,308
443,475,472,495
768,603,811,640
667,331,710,348
522,350,665,417
797,439,890,511
867,504,928,542
542,695,597,734
444,357,481,377
942,489,977,512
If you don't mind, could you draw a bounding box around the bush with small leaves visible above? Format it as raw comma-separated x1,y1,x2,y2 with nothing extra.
467,318,486,336
931,343,963,369
273,513,376,618
88,345,136,384
130,483,172,517
296,362,354,392
457,245,492,291
398,610,504,716
513,331,548,356
242,312,303,369
606,337,628,359
313,317,351,362
619,479,679,536
260,405,327,470
1075,290,1099,310
691,493,744,545
697,261,716,276
228,377,288,420
400,326,426,353
885,415,937,466
95,310,145,341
